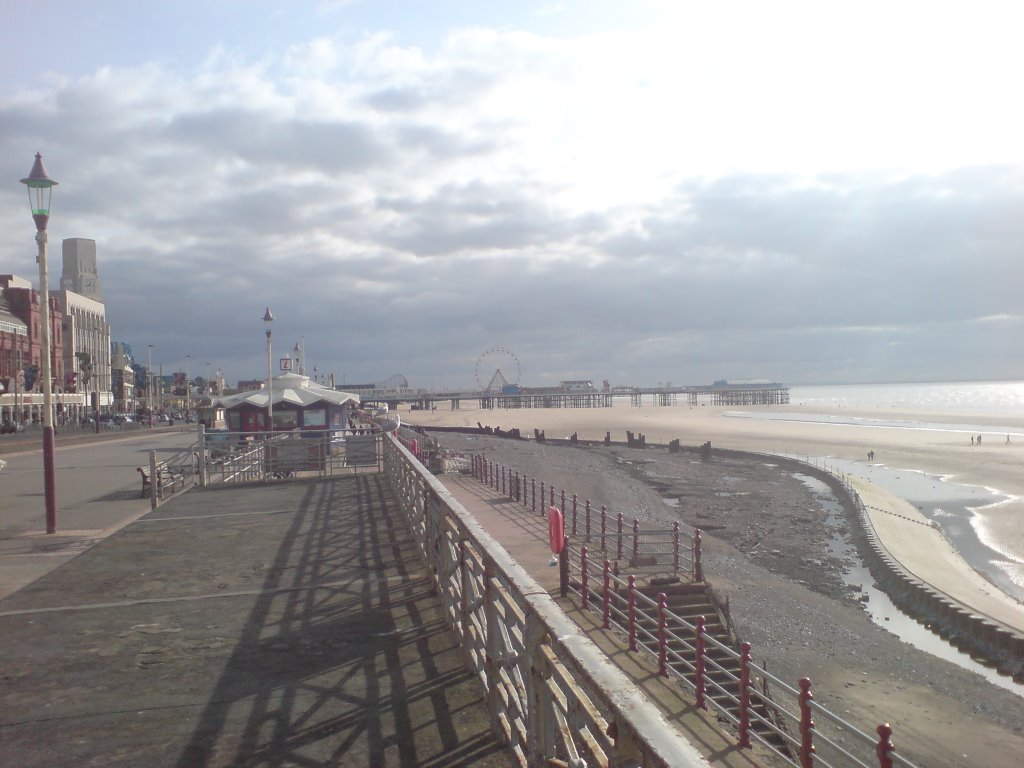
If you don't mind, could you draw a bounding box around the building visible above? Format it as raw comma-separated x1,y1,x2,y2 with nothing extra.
110,342,135,413
0,274,67,424
60,238,103,301
56,289,112,411
216,372,359,433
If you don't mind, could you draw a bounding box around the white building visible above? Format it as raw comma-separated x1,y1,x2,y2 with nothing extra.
56,290,112,408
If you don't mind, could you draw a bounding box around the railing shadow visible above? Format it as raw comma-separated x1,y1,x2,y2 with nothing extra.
174,474,512,767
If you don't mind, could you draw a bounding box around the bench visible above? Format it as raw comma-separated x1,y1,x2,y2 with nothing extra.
137,461,186,498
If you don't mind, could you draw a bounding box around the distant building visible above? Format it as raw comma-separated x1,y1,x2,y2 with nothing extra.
0,274,66,423
56,289,112,409
60,238,103,301
559,380,595,392
111,342,135,412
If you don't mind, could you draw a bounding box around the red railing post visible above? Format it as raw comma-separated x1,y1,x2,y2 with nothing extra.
657,593,668,676
531,478,536,513
600,505,607,552
673,521,681,574
540,482,545,516
695,615,707,710
632,518,640,563
585,500,592,541
549,484,554,507
694,528,704,581
572,493,578,536
738,642,752,748
560,489,565,516
489,460,494,488
876,724,895,768
799,677,815,768
559,536,570,597
515,471,521,502
500,465,506,496
617,511,624,560
581,546,590,609
602,560,612,628
627,574,637,651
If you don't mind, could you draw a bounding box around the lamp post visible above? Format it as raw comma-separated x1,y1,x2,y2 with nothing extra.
147,344,154,427
264,308,274,432
20,152,58,534
185,354,191,421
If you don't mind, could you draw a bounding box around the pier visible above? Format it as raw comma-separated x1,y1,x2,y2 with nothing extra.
391,383,790,411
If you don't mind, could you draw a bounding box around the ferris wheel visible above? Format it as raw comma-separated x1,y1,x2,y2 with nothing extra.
475,347,522,392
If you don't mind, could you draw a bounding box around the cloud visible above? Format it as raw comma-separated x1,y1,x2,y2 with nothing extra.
0,18,1022,388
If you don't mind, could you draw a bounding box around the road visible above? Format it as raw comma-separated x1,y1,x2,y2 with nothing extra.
0,429,197,599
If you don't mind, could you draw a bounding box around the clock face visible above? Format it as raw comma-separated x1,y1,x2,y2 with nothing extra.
82,277,95,291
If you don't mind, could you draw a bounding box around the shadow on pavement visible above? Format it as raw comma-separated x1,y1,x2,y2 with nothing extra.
0,475,513,768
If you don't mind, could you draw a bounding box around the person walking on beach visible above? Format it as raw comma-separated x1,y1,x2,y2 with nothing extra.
978,434,983,445
971,435,975,446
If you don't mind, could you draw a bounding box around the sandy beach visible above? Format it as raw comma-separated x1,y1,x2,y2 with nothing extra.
405,400,1024,583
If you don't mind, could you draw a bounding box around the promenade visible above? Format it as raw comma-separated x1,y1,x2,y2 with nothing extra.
0,475,514,767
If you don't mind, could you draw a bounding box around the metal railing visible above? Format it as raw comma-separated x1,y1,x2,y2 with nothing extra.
469,450,918,768
562,545,915,768
471,455,701,580
382,434,711,768
198,427,382,484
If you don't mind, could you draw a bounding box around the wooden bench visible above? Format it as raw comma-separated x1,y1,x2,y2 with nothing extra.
137,461,186,498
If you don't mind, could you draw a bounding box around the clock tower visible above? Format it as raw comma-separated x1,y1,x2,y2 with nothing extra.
60,237,102,301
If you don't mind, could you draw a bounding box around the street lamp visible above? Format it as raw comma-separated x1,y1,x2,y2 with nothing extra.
147,344,154,427
185,354,191,421
20,152,58,534
264,308,274,432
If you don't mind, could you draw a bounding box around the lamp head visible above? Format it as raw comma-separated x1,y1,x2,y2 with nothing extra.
20,152,58,231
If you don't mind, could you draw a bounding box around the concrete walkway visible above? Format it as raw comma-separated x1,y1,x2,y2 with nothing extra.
0,476,513,768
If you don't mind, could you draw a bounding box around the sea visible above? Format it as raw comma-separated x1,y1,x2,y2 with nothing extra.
788,379,1024,421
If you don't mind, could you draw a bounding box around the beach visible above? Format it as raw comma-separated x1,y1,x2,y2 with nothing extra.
402,398,1024,766
405,399,1024,590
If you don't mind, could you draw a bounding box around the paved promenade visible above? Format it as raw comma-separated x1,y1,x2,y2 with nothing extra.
0,476,514,768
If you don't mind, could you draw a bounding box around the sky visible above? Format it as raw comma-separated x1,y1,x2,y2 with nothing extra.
1,0,1022,390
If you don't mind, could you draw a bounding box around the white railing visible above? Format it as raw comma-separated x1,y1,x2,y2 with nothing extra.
382,434,712,768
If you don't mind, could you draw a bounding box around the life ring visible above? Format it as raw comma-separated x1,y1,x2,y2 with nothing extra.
548,506,565,554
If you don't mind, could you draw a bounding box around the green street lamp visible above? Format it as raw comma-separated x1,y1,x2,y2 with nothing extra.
20,153,59,534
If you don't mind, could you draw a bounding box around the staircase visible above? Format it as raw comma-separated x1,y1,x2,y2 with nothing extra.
634,581,792,755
